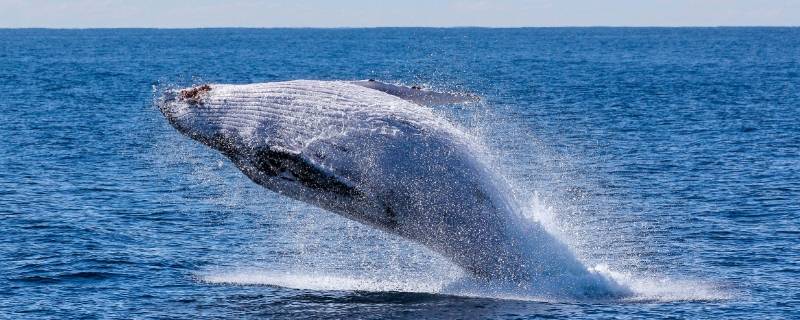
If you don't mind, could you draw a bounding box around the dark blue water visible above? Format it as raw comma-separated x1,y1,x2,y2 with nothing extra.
1,28,798,319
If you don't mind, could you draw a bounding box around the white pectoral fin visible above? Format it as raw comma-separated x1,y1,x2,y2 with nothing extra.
351,80,480,106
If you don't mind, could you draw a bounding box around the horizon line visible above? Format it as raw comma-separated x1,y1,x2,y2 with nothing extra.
2,25,799,30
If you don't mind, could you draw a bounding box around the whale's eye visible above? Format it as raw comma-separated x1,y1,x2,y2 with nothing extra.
179,84,212,105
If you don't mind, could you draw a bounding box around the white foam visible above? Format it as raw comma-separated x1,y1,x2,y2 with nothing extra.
588,264,734,302
200,269,449,293
198,265,730,303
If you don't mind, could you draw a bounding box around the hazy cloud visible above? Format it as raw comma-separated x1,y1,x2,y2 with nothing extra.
1,0,798,28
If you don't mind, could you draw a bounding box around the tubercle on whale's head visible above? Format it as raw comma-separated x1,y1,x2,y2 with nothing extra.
179,84,211,105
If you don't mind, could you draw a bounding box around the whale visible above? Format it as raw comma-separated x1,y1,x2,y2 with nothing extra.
158,79,625,294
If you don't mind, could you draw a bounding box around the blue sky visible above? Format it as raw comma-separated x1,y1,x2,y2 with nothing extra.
1,0,798,28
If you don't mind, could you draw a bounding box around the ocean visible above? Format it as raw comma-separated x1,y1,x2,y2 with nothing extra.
1,28,798,319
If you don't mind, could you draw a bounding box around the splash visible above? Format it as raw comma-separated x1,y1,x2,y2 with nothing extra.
189,161,730,301
587,264,734,302
195,189,729,302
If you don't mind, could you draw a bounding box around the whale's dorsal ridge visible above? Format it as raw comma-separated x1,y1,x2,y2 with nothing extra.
350,80,479,106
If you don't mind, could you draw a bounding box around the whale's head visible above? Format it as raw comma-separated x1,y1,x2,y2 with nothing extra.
157,83,389,227
158,84,246,155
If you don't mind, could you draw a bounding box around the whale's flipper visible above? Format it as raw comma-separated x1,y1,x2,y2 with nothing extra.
251,147,360,198
351,80,479,106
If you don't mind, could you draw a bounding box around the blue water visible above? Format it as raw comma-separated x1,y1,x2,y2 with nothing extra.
1,28,798,319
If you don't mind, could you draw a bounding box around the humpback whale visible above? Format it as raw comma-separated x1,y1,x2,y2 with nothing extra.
158,80,625,294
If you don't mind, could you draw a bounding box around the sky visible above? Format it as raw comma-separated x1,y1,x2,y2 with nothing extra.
1,0,799,28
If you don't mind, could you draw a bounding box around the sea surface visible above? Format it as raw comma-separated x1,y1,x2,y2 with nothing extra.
1,28,798,319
